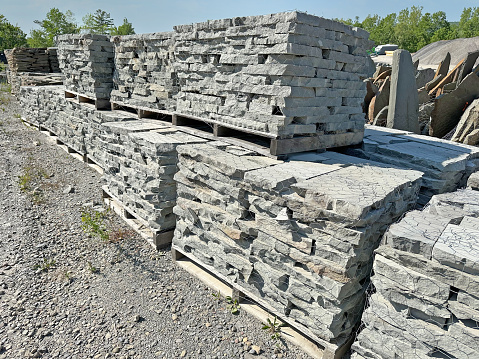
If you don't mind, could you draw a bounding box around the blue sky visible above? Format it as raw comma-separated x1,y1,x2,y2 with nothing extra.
2,0,478,35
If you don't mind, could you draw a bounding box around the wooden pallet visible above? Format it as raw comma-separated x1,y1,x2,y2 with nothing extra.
65,90,110,110
110,101,173,121
102,186,174,250
172,245,354,359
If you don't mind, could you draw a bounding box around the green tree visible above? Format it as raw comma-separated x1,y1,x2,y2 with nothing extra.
457,7,479,38
110,18,135,35
82,9,114,34
0,14,28,50
28,8,79,48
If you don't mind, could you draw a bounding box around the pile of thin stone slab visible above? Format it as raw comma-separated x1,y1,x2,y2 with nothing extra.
20,86,63,127
4,48,53,73
57,34,114,100
346,125,479,205
173,11,373,142
110,32,178,112
99,120,208,233
353,188,479,359
172,143,422,345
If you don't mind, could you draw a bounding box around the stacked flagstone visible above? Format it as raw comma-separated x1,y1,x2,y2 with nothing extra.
353,188,479,359
110,32,178,112
173,143,422,345
4,48,51,73
47,48,60,73
100,120,209,231
347,125,479,205
173,11,373,144
57,34,114,100
20,85,64,127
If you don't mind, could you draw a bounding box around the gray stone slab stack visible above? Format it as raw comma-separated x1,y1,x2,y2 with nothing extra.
56,34,114,100
100,120,208,231
353,188,479,359
173,144,422,346
20,85,64,127
173,11,373,145
110,32,178,112
348,125,479,205
4,48,51,73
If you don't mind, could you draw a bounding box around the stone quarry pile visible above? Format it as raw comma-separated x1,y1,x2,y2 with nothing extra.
173,11,373,142
345,125,479,205
172,143,422,346
110,32,178,112
353,188,479,359
99,120,209,233
57,34,114,100
20,85,64,127
4,48,54,73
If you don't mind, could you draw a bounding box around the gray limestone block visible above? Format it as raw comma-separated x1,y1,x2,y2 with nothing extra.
382,210,451,258
467,171,479,190
432,224,479,275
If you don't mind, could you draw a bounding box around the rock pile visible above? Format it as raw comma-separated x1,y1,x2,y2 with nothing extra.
353,188,479,359
110,32,178,112
4,48,52,73
20,85,64,127
172,143,422,346
173,11,373,143
56,34,114,100
100,120,208,234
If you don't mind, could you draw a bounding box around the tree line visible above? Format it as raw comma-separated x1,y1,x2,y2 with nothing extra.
0,8,135,51
336,6,479,53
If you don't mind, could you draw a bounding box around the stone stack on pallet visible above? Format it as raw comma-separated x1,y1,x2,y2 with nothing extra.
47,48,60,73
345,125,479,205
110,32,178,112
4,48,52,73
172,143,422,348
353,188,479,359
99,120,209,239
56,34,114,101
20,85,64,127
173,11,373,150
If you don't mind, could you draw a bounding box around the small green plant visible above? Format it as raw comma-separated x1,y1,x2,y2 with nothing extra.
13,113,21,119
225,296,240,314
64,270,72,281
34,258,56,272
17,163,50,203
87,261,98,273
81,208,110,241
262,316,287,341
212,290,221,301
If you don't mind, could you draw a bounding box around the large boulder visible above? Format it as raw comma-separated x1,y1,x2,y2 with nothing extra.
451,98,479,145
430,73,479,138
387,50,420,133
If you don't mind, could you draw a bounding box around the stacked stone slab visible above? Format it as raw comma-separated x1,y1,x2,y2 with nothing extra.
173,11,373,144
100,120,209,232
347,125,479,205
353,188,479,359
173,143,422,345
56,34,114,100
20,85,64,127
110,32,178,112
4,48,52,73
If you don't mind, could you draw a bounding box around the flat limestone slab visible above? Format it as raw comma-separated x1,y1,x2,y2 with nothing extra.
432,223,479,275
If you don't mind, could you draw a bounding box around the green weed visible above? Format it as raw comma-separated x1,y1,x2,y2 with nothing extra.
262,316,287,341
225,296,241,315
81,208,110,241
34,258,56,272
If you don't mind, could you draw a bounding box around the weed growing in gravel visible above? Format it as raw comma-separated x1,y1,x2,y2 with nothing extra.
13,113,21,119
87,261,98,273
18,163,50,203
81,208,110,241
225,296,241,315
262,316,287,341
34,258,57,272
212,290,221,301
108,228,135,243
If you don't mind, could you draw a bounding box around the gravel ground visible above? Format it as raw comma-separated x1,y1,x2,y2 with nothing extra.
0,87,312,359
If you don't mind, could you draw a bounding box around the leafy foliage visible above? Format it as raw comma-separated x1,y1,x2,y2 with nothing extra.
28,8,79,48
110,18,135,35
82,9,115,35
0,14,27,51
336,6,479,53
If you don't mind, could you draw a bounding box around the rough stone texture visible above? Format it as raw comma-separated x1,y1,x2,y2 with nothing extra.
172,143,422,345
173,11,373,141
353,188,479,359
451,98,479,145
387,49,420,133
368,77,389,123
110,32,178,112
430,72,479,138
4,47,59,73
434,52,451,79
345,125,479,205
57,34,114,100
415,67,435,89
468,171,479,189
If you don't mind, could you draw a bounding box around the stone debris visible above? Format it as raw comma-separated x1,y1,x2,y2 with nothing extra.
99,120,208,231
110,32,178,112
348,125,479,205
451,98,479,145
353,188,479,359
56,34,115,100
172,143,422,345
173,11,373,141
